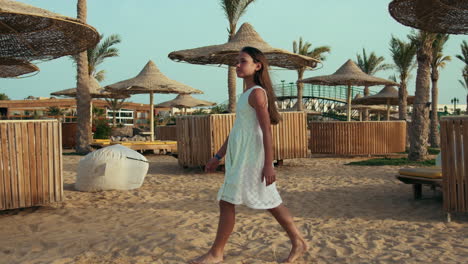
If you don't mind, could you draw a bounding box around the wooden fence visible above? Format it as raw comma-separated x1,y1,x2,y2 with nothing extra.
62,122,77,149
176,112,308,167
309,121,406,155
0,120,63,210
440,116,468,217
155,126,177,141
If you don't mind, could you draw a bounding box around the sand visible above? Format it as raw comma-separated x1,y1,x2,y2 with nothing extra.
0,154,467,264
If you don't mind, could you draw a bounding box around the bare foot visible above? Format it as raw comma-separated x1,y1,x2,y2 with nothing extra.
282,239,308,263
189,252,223,264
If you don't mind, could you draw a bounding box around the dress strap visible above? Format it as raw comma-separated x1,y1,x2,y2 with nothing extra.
252,87,268,107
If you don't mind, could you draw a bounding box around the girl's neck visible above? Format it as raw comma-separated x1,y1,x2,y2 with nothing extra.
243,76,257,92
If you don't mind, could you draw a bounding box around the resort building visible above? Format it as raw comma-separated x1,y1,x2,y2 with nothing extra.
0,97,165,127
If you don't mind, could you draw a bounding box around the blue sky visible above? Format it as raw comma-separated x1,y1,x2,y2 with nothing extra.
1,0,466,105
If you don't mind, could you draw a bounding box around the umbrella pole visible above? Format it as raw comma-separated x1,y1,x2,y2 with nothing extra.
359,111,362,121
377,112,381,121
150,91,154,142
347,85,352,121
386,99,390,121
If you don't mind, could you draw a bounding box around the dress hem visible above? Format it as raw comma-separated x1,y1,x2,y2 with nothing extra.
217,196,282,210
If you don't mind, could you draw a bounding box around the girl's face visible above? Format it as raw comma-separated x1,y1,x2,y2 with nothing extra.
236,51,261,78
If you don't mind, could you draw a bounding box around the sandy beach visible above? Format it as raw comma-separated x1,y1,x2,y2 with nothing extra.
0,154,467,264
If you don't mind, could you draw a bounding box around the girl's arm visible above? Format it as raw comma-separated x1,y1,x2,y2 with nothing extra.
205,135,229,172
249,88,275,186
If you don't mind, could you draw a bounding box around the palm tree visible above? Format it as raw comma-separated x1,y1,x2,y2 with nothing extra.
389,36,417,121
355,48,392,120
456,41,468,112
408,30,437,161
87,34,121,81
46,106,65,121
459,67,468,113
105,98,126,127
220,0,256,113
0,93,10,100
75,0,92,154
429,34,451,148
455,40,468,65
293,37,330,111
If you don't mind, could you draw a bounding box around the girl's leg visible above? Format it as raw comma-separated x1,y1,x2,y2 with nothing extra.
190,200,236,264
268,204,308,263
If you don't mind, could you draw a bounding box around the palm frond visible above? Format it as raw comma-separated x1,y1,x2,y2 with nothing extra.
455,40,468,65
355,48,389,75
220,0,255,35
389,36,417,81
94,70,106,82
87,34,121,79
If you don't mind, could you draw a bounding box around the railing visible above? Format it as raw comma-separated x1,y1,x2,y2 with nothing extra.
273,83,377,102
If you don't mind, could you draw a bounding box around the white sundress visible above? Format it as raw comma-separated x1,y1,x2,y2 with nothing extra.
217,86,283,209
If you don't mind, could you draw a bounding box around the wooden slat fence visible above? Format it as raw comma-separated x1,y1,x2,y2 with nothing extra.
62,122,77,149
176,112,308,167
309,121,406,155
440,116,468,215
155,126,177,141
0,120,63,210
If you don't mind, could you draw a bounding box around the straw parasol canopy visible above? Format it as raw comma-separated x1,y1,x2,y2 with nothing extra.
51,76,129,99
389,0,468,35
106,60,203,95
0,58,38,78
352,85,415,120
0,0,100,61
352,85,414,105
168,23,320,70
155,94,216,109
298,59,398,121
106,60,203,141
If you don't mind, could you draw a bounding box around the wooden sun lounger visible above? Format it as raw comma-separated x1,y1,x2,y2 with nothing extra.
91,140,177,154
396,168,442,200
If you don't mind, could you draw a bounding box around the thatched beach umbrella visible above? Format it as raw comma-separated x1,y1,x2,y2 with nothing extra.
168,23,320,70
298,60,398,121
51,76,128,99
389,0,467,35
106,60,203,141
0,58,38,78
51,76,129,126
353,85,415,120
155,94,216,109
0,0,99,61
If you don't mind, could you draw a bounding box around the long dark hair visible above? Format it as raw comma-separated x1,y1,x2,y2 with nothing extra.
241,46,281,125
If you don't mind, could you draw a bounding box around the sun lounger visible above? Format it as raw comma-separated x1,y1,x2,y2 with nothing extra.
396,168,442,199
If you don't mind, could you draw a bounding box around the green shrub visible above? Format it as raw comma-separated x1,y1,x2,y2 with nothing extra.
93,119,112,139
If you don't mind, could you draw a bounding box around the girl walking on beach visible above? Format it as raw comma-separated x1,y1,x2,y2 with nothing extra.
190,46,308,264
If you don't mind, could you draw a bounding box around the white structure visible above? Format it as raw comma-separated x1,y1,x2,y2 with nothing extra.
106,108,134,126
75,144,149,191
436,104,466,114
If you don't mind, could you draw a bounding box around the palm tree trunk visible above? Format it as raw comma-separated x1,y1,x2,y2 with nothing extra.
227,66,237,113
113,111,117,127
296,69,304,111
409,37,433,161
363,86,369,121
75,0,92,154
398,79,408,120
429,71,440,147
